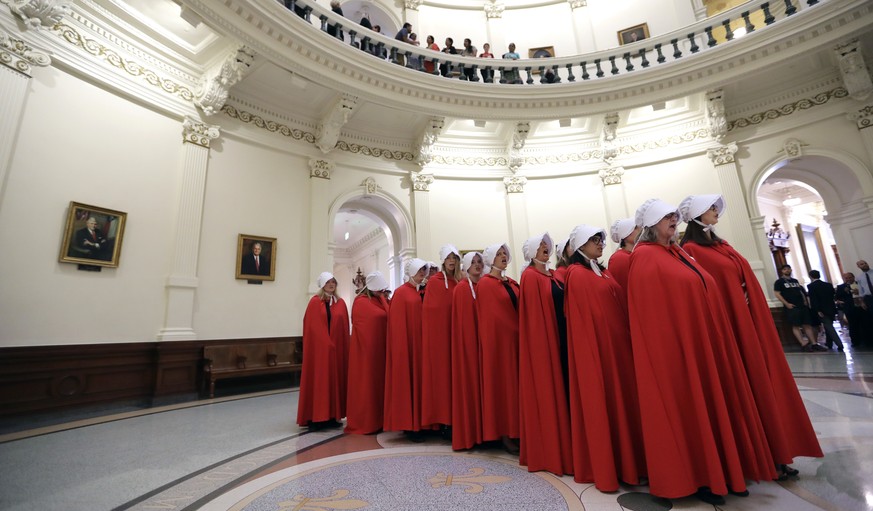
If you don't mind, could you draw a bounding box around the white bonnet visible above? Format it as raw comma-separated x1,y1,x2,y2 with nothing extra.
317,271,336,289
522,232,553,262
678,194,726,223
365,271,389,291
610,218,637,244
569,224,607,254
405,258,428,278
635,199,679,228
439,244,461,262
482,243,511,267
462,251,482,270
555,238,569,258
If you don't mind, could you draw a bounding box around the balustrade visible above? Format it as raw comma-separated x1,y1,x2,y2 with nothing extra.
280,0,826,85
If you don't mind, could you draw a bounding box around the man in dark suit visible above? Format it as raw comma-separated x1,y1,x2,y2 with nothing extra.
240,242,271,276
808,270,844,351
69,216,110,261
836,272,865,346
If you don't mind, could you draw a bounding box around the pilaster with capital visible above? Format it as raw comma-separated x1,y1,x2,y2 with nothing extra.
849,104,873,167
403,0,420,31
158,117,220,341
3,0,72,31
598,167,628,244
484,1,506,54
566,0,596,52
410,171,433,259
750,215,780,305
504,175,529,278
308,158,335,292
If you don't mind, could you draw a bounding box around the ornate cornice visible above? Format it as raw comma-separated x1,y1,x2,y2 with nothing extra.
727,87,849,131
503,175,527,193
3,0,71,31
182,117,220,147
52,22,195,101
706,142,738,165
598,166,624,186
849,104,873,130
0,26,50,74
309,158,333,179
221,105,415,161
410,171,434,191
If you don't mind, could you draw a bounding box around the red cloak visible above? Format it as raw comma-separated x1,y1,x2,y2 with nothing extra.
683,240,823,460
476,274,520,441
564,263,645,489
518,266,573,475
607,249,631,291
296,295,349,426
421,272,457,427
553,265,568,285
627,242,775,498
344,293,389,434
451,278,482,450
383,282,424,432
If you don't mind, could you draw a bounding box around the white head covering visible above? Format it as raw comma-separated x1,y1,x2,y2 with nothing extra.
555,238,569,260
522,232,554,264
439,244,461,263
462,251,481,271
405,258,428,281
635,199,679,228
610,218,637,244
317,271,336,289
678,194,726,223
365,271,389,291
482,242,511,276
569,225,607,254
427,261,439,271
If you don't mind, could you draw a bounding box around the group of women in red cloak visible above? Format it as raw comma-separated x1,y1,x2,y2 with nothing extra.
296,194,822,506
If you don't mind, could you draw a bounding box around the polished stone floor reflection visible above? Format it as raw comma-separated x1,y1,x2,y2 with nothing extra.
0,343,871,511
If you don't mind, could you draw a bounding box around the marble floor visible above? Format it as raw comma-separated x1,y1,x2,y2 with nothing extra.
1,346,872,511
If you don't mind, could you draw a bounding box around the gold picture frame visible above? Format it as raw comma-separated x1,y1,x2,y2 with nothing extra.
236,234,277,281
59,201,127,268
618,23,649,45
528,46,555,59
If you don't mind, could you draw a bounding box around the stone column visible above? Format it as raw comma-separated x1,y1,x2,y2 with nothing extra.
598,166,628,252
0,28,51,206
566,0,596,54
403,0,421,36
157,117,220,341
410,171,433,261
850,104,873,176
483,1,506,54
504,175,529,279
750,215,780,304
308,158,334,293
826,198,873,269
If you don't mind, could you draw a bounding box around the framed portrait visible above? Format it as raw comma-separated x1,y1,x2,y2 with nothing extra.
618,23,649,45
59,201,127,268
236,234,276,281
528,46,555,60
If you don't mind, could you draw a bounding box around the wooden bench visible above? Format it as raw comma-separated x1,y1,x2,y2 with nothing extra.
203,341,301,398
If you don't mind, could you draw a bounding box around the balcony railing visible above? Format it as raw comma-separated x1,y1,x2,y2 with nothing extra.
279,0,824,85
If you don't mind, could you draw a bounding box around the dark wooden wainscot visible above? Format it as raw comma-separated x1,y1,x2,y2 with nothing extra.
203,340,301,398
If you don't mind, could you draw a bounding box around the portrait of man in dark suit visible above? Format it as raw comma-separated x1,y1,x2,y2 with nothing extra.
69,216,110,260
241,242,271,276
236,235,276,281
60,202,127,268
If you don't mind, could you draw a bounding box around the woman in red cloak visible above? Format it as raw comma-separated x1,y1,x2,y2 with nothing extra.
421,245,461,434
383,258,428,441
345,271,391,435
297,272,349,430
477,243,520,454
627,199,776,506
607,217,640,292
552,238,572,285
564,224,646,490
518,232,573,475
451,251,485,450
678,194,823,479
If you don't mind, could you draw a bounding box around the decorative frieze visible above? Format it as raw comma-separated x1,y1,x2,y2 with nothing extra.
411,171,434,192
309,158,333,179
182,117,220,148
705,89,727,141
484,1,504,19
195,46,256,116
417,116,444,167
706,142,738,165
849,104,873,130
503,175,527,193
3,0,71,30
727,87,849,131
598,166,624,186
316,93,359,154
0,27,51,74
834,39,872,101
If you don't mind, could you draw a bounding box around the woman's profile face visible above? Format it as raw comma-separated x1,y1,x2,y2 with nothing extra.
411,267,426,285
535,240,550,262
581,235,604,260
493,247,509,270
654,213,678,244
700,205,719,225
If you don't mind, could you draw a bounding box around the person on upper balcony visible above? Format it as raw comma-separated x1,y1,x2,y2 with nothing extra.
461,38,477,81
479,42,495,83
440,37,457,77
326,0,344,40
502,43,522,84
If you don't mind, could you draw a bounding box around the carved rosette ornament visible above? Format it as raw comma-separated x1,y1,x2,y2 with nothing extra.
484,1,504,19
3,0,72,30
195,46,256,116
309,158,333,179
411,171,434,192
182,117,220,148
0,27,51,74
404,0,422,10
850,105,873,130
706,142,738,165
598,166,624,186
503,175,527,193
567,0,587,8
834,39,873,101
705,89,727,141
363,177,378,194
